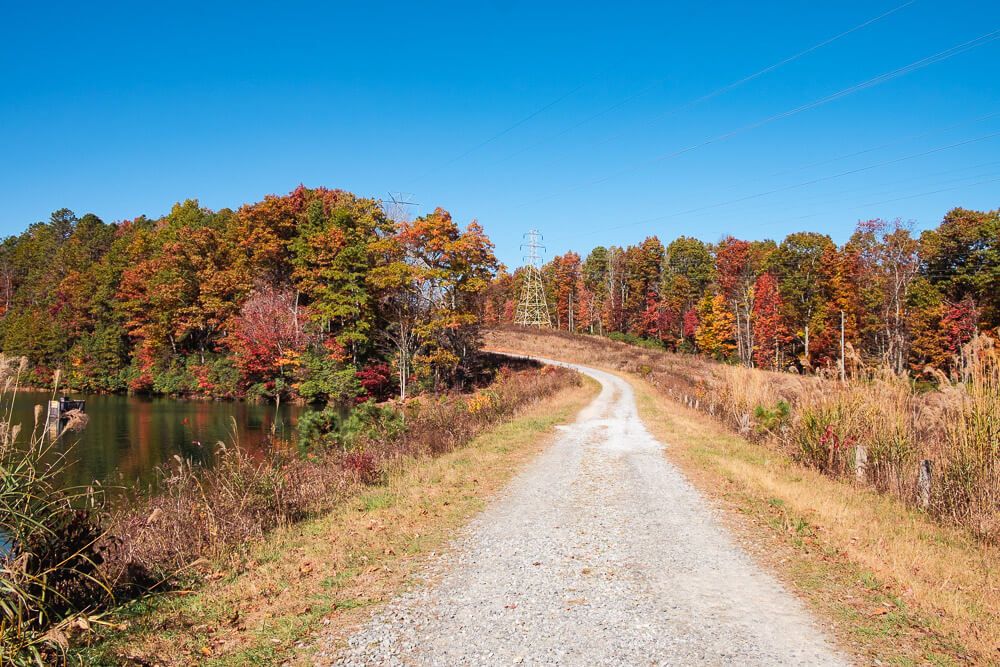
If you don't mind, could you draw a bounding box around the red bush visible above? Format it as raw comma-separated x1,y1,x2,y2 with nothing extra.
357,363,396,402
342,450,381,485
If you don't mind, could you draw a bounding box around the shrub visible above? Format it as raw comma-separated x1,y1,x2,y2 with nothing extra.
296,351,360,405
342,450,381,485
607,332,666,350
485,326,1000,542
753,400,790,435
935,337,1000,539
356,363,397,402
1,387,111,665
795,402,848,473
297,401,405,455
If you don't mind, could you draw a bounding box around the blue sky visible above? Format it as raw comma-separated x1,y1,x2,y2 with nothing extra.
1,1,998,268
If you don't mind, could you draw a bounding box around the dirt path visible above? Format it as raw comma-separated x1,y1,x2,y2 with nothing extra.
322,360,849,665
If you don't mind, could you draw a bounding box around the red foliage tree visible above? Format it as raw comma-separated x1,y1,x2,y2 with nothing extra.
356,362,396,402
226,284,308,388
682,308,699,341
751,272,790,370
941,298,979,354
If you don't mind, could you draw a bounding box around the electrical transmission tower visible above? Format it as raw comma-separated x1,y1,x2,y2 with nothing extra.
378,192,419,222
514,230,551,328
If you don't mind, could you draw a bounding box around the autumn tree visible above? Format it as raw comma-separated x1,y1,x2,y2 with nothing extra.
716,237,774,366
581,247,610,333
479,268,515,326
838,219,920,373
548,252,584,331
660,236,713,346
751,272,790,370
372,208,498,394
117,201,248,391
227,283,309,393
622,237,664,336
920,207,999,328
289,193,392,359
767,232,835,368
695,293,736,360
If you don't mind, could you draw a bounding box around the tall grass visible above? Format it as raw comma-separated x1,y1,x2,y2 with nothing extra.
0,358,109,666
935,337,1000,537
486,326,1000,542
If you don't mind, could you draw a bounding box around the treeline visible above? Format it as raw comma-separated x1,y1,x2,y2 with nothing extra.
483,208,999,376
0,186,497,400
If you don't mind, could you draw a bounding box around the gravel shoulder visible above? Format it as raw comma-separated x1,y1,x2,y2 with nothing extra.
322,360,850,666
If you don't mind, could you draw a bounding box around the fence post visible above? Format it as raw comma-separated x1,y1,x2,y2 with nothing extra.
854,445,867,483
918,460,933,509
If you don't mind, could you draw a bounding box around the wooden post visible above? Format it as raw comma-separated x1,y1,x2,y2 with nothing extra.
47,400,60,434
918,460,933,509
854,445,867,483
840,310,846,382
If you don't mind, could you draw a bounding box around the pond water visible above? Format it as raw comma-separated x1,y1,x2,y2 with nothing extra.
8,392,308,493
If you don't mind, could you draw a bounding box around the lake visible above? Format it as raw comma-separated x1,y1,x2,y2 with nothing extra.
9,391,308,493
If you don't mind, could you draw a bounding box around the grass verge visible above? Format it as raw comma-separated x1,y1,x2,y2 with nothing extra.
630,375,997,665
75,376,598,665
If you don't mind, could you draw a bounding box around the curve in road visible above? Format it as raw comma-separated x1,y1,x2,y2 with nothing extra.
327,360,849,666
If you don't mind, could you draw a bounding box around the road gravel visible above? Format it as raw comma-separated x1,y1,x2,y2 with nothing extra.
319,360,849,666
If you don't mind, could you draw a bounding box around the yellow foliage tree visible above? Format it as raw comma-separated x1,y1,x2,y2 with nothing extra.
695,293,736,360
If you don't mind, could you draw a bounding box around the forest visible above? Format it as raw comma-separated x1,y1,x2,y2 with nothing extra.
483,208,999,378
0,186,496,402
2,197,996,398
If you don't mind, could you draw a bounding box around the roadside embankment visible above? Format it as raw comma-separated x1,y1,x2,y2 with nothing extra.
486,327,999,665
71,366,594,665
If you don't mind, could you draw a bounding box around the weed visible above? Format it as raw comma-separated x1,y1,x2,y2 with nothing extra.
486,326,1000,542
0,358,112,666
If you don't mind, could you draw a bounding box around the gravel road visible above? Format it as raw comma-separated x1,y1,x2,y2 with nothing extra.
320,360,849,666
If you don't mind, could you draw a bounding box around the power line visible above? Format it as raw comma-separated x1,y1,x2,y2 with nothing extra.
664,131,1000,223
789,174,1000,224
491,1,917,167
753,110,1000,183
577,129,1000,236
407,78,597,187
689,167,1000,234
657,160,1000,231
667,171,1000,241
519,28,1000,208
591,1,920,151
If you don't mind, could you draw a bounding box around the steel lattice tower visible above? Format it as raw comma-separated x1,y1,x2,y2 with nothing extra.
514,230,551,328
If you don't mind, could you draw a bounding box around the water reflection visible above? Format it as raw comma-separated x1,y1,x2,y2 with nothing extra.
11,392,307,494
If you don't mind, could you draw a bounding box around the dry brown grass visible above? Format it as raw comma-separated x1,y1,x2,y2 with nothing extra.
487,327,1000,664
631,378,998,665
486,327,999,542
75,373,597,665
101,363,578,590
